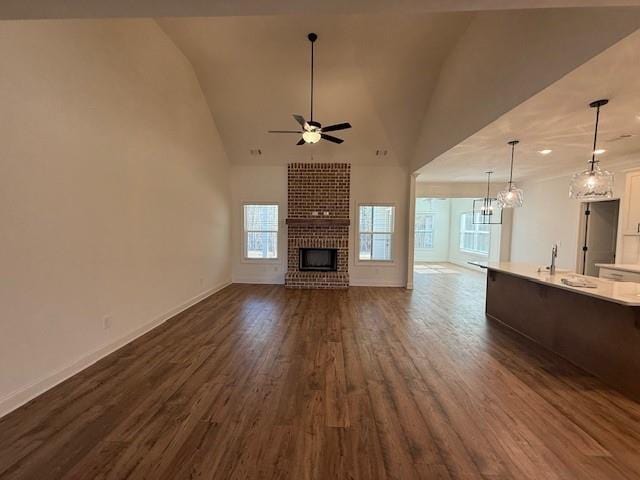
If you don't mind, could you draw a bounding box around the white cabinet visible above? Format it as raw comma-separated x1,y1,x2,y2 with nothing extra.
623,171,640,235
598,267,640,283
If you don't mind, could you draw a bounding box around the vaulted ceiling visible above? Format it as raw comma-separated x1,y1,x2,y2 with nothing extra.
2,1,640,20
2,2,639,172
159,8,640,168
159,14,472,165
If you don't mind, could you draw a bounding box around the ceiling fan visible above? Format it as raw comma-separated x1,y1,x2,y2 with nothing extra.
268,33,352,145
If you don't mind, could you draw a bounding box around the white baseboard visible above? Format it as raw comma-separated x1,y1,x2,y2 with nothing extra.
232,276,284,285
448,259,484,271
349,278,406,287
0,280,231,419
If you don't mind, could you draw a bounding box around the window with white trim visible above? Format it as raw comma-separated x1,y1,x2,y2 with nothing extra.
415,213,435,249
459,211,490,255
358,205,395,261
243,204,278,259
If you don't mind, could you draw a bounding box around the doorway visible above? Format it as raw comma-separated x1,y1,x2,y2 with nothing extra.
577,199,620,276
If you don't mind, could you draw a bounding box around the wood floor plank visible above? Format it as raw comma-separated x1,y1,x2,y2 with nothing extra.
2,268,640,479
325,341,350,428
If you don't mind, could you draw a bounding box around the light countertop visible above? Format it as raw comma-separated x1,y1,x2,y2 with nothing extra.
484,262,640,307
595,263,640,274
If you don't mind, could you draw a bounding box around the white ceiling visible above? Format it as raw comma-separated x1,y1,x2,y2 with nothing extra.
0,2,638,172
159,14,472,165
418,29,640,183
3,1,640,20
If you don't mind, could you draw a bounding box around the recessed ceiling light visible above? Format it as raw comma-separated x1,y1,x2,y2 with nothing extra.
593,148,606,155
538,149,552,155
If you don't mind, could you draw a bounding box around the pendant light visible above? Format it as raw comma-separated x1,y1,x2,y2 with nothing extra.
473,171,503,224
569,99,613,199
496,140,524,208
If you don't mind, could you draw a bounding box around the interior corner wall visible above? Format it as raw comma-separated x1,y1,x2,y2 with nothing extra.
411,195,509,269
446,198,495,269
0,19,232,417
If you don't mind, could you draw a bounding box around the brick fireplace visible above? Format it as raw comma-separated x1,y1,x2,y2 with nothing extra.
285,163,350,289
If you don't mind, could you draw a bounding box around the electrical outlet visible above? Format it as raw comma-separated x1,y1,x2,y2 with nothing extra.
103,315,112,330
199,277,204,287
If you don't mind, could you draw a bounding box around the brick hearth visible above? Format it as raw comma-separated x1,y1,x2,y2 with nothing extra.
285,163,350,289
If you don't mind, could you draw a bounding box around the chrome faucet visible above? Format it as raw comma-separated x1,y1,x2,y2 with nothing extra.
550,244,558,275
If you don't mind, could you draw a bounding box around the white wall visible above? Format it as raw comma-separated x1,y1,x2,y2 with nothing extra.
416,182,500,198
230,164,410,287
230,165,287,284
0,20,232,416
511,171,628,271
350,165,409,287
414,198,450,262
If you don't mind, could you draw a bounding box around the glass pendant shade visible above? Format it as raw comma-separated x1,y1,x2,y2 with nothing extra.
569,162,613,200
569,99,614,200
496,140,524,208
497,184,524,208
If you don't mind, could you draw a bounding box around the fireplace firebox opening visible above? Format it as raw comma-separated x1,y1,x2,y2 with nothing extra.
299,248,338,272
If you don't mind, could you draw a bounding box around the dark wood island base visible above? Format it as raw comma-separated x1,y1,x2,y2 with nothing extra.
486,267,640,402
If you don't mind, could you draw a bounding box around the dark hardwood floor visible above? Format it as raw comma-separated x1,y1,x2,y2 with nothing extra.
2,265,640,479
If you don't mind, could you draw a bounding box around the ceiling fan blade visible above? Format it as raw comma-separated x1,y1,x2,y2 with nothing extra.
321,122,351,133
293,114,307,128
268,130,302,133
321,134,344,144
296,138,306,146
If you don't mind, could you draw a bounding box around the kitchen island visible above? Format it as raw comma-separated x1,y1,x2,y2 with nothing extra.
483,262,640,401
596,263,640,283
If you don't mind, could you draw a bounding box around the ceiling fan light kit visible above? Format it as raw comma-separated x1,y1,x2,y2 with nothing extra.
302,129,321,144
569,99,614,200
268,33,352,145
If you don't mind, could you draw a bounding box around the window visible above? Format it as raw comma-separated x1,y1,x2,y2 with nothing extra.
415,213,434,249
459,212,490,255
416,198,434,211
359,205,395,261
243,204,278,259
